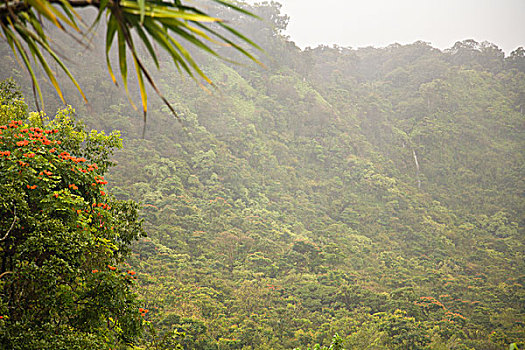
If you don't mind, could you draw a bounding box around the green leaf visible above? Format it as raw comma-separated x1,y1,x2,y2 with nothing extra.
116,21,136,110
106,15,119,85
1,21,44,110
211,0,261,19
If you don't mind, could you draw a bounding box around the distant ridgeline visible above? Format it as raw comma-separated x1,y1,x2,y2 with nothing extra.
0,1,523,349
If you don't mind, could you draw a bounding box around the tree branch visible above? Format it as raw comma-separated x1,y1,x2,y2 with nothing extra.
0,271,13,279
0,205,16,242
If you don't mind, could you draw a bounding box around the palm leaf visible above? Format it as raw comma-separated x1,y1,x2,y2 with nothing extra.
2,21,44,110
105,14,119,85
1,0,263,134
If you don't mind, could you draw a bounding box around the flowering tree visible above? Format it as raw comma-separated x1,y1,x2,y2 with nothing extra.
0,81,145,349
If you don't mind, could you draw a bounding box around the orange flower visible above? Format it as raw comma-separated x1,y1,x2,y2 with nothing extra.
108,265,117,271
49,148,56,153
100,190,106,196
54,193,59,198
92,269,99,273
69,184,78,190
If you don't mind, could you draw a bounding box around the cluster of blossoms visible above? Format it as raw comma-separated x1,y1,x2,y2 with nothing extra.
414,296,467,324
91,265,137,279
414,296,446,309
138,307,149,317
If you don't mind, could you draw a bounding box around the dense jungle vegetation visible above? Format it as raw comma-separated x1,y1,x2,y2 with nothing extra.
1,1,524,349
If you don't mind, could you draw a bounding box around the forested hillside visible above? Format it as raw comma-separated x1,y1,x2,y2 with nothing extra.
1,1,524,349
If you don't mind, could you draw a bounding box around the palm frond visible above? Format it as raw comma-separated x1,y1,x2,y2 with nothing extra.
0,0,262,134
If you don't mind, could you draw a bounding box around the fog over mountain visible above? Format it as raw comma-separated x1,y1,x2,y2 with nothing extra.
248,0,525,53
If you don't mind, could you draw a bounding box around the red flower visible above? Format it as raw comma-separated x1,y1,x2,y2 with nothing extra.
92,269,99,273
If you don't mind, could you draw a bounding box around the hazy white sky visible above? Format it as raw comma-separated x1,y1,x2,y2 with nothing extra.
248,0,525,53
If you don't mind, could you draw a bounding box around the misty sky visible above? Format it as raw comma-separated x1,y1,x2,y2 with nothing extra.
249,0,525,54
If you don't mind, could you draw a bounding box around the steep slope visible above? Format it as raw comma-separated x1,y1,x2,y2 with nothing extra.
1,2,523,349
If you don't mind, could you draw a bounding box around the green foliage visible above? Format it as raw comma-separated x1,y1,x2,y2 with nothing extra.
0,86,145,348
1,3,524,349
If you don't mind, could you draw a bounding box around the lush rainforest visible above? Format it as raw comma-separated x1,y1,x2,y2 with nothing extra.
0,1,524,349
